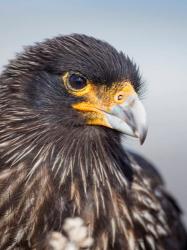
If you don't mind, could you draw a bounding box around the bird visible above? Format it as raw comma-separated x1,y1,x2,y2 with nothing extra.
0,33,186,250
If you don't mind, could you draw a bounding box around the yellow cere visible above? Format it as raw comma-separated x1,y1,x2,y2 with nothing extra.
69,79,136,127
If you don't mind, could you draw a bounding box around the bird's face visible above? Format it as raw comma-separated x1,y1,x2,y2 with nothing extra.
62,71,147,144
6,34,147,144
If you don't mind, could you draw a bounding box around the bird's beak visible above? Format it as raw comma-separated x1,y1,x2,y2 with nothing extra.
104,94,148,144
72,82,148,144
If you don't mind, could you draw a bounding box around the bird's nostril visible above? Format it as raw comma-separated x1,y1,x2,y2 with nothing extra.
117,94,124,101
115,92,125,103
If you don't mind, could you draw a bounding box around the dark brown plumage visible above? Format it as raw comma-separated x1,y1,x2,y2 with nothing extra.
0,34,186,250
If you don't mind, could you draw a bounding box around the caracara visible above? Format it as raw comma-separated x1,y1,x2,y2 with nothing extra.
0,34,186,250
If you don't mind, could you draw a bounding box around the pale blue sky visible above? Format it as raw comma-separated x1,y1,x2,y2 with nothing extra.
0,0,187,221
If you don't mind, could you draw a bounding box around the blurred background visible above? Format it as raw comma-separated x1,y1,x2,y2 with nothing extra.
0,0,186,223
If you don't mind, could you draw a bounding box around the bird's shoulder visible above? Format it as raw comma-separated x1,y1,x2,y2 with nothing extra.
128,151,163,185
126,150,187,249
127,150,182,214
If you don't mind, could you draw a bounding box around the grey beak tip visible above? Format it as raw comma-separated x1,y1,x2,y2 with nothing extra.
106,95,148,144
139,127,148,145
140,137,145,145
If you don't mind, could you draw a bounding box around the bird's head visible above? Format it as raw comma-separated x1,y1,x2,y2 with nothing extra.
2,34,147,144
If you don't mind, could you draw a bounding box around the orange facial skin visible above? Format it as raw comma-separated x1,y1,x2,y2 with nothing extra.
62,73,136,128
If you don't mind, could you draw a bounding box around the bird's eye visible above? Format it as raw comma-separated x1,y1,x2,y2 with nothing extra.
67,73,87,91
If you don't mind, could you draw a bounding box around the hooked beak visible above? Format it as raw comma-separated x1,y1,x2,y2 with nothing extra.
104,95,148,144
72,81,148,144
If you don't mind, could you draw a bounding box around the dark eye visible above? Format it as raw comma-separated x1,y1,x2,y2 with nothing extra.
67,74,87,91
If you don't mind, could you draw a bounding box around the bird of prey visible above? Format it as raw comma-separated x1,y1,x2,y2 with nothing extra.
0,34,186,250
